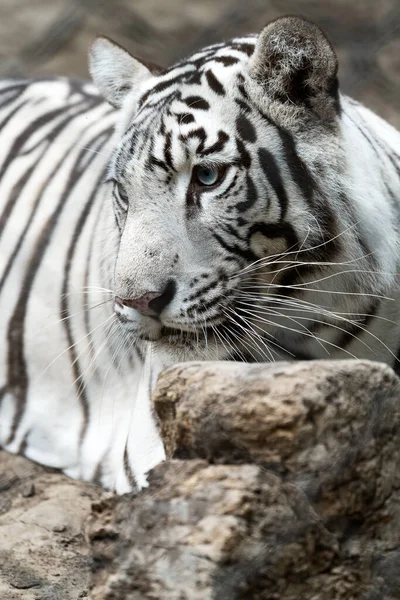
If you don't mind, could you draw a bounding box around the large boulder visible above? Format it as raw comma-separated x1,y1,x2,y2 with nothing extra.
87,360,400,600
1,359,400,598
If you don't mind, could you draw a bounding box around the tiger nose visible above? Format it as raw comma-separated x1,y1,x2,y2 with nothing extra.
115,279,176,317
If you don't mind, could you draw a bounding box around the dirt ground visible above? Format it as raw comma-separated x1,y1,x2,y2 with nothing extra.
0,450,107,600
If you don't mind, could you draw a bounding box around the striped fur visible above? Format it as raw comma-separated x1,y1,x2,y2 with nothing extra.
1,17,400,492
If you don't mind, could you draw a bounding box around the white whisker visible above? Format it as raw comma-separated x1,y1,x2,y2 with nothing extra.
34,313,116,383
32,299,112,337
235,220,371,277
238,282,393,301
229,303,359,359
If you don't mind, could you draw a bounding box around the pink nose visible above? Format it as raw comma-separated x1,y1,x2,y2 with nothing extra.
115,280,177,317
115,292,163,317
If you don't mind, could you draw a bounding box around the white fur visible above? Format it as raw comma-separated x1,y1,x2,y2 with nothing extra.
89,37,152,108
1,22,400,493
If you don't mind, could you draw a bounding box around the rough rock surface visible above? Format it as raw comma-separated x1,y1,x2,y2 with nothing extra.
1,360,400,598
87,360,400,600
0,451,107,600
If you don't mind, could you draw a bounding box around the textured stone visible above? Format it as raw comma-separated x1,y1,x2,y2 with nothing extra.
2,359,400,599
87,460,338,600
0,451,106,600
87,359,400,600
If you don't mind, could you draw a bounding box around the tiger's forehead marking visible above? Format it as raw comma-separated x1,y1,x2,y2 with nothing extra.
114,38,259,178
137,36,257,113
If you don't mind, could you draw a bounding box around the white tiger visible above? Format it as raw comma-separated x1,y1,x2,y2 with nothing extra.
1,16,400,493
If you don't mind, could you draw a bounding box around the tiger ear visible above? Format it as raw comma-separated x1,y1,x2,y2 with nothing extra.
89,37,161,108
249,16,339,121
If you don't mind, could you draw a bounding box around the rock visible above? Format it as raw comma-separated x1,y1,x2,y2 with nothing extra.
1,359,400,599
87,460,339,600
87,359,400,600
153,360,400,488
21,483,35,498
0,451,105,600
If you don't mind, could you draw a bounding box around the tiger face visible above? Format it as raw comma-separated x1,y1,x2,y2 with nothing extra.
89,17,392,362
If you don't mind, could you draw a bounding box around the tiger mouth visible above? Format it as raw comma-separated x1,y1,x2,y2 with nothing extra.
159,323,221,340
119,310,230,343
135,326,202,344
140,320,227,343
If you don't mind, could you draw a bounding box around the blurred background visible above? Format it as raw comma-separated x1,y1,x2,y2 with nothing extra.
0,0,399,127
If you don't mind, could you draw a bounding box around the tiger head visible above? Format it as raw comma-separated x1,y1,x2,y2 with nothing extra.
89,16,395,363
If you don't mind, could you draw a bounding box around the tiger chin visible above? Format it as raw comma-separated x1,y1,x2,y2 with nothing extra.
1,16,400,493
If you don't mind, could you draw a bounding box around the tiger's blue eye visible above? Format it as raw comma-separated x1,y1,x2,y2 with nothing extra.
194,165,222,186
